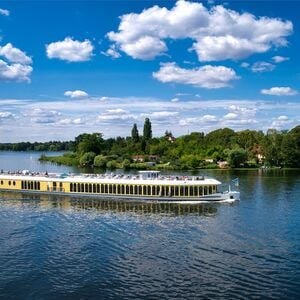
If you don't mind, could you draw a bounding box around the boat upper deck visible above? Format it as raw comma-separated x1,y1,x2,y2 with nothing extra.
0,170,221,186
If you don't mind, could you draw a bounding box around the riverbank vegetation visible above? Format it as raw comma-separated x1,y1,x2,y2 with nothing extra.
2,119,300,170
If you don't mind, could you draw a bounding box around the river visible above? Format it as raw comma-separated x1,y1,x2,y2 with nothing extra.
0,151,299,299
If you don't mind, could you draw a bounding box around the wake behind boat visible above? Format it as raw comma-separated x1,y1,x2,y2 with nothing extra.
0,170,240,202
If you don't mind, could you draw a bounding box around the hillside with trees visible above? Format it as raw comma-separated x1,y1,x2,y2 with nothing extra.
36,119,300,170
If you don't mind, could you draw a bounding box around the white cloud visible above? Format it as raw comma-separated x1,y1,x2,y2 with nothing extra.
107,0,292,61
28,109,61,124
0,8,9,16
2,96,300,142
101,44,121,59
106,108,128,114
46,37,94,62
272,55,289,63
59,118,85,125
64,90,89,99
141,111,179,120
240,62,250,68
0,111,14,119
98,108,136,122
261,87,298,96
179,114,217,126
251,61,275,73
0,59,32,82
0,43,32,64
271,115,292,129
0,43,33,82
224,112,238,120
153,62,239,88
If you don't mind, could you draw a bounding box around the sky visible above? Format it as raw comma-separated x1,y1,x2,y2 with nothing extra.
0,0,300,142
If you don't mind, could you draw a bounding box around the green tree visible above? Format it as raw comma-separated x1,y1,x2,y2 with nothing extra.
131,123,139,143
281,126,300,167
122,158,131,169
226,148,247,168
79,152,96,167
76,133,103,155
94,155,108,168
143,118,152,140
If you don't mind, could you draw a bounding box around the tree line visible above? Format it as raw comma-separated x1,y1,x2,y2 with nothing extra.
36,118,300,170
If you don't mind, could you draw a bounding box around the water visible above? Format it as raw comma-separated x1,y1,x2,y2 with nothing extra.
0,152,300,299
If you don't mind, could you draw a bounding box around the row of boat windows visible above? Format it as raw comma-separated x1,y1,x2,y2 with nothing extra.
0,180,16,186
21,181,40,190
69,183,217,197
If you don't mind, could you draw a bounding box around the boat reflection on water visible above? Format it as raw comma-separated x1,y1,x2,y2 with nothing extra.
0,191,219,217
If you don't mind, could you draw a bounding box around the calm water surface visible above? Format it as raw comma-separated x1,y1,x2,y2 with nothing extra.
0,151,300,299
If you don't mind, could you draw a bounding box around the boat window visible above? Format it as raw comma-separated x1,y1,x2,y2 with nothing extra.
143,185,147,195
180,186,184,196
184,186,189,197
161,186,165,197
80,183,84,192
152,185,156,196
199,186,203,196
126,185,130,195
121,185,125,194
204,186,208,195
157,185,161,196
112,184,116,194
189,186,194,197
208,186,212,194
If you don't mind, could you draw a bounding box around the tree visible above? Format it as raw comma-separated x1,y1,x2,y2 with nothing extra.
143,118,152,140
281,126,300,167
76,133,103,155
226,148,248,168
131,123,139,143
94,155,108,168
79,152,96,167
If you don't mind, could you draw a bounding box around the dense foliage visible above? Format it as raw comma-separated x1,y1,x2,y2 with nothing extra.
2,120,300,170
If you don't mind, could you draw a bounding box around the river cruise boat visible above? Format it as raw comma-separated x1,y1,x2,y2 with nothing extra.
0,170,240,202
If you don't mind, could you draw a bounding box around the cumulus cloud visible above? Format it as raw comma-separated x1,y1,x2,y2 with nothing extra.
98,108,136,122
46,37,94,62
272,55,289,63
0,43,32,64
64,90,89,99
179,114,217,126
107,0,292,61
0,8,9,16
0,59,32,82
251,61,275,73
101,45,121,59
0,43,33,82
271,115,292,129
28,108,61,124
0,111,14,119
153,62,239,88
224,112,238,120
141,111,179,120
261,87,298,96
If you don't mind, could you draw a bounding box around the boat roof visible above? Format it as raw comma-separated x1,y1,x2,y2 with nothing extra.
0,171,221,185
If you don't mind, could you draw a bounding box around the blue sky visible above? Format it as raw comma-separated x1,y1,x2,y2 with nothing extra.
0,0,300,142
